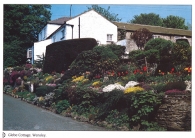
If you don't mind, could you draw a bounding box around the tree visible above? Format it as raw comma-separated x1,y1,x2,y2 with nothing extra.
88,5,121,22
129,13,164,26
4,4,51,67
131,28,153,50
144,38,174,64
171,41,191,66
162,15,188,30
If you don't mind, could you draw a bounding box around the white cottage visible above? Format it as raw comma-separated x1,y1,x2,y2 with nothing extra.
28,9,118,63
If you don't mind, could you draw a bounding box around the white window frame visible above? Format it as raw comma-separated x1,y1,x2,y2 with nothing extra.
107,34,113,41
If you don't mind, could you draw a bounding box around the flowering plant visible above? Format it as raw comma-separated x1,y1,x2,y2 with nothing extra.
165,89,188,95
124,86,144,94
72,76,84,83
92,81,102,87
102,83,125,92
124,81,139,89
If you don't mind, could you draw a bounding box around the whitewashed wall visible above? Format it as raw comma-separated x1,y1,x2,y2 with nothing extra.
38,24,61,41
33,39,52,61
51,26,66,43
66,10,117,44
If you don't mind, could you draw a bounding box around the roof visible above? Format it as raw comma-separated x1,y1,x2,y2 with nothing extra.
48,17,72,25
112,21,192,37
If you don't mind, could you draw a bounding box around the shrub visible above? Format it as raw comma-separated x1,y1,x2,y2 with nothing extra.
126,91,162,128
35,86,55,97
97,89,125,119
55,100,70,114
105,109,129,127
151,83,166,93
43,38,97,73
165,81,187,91
165,89,188,95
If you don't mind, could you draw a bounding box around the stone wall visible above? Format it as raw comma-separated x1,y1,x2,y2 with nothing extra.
155,94,191,131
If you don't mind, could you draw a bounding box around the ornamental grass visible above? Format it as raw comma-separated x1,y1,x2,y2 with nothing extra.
124,86,144,94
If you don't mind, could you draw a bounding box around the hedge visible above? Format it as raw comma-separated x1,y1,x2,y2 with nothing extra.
43,38,97,73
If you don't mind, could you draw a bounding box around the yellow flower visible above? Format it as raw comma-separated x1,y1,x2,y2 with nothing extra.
39,96,44,101
92,81,102,87
82,79,89,84
124,86,144,94
72,76,84,83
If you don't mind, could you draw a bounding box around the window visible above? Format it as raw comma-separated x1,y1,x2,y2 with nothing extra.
107,34,113,41
53,35,56,43
40,32,42,41
27,48,32,58
43,28,46,39
61,29,65,40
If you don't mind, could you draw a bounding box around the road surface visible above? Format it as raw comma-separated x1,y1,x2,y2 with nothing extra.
3,94,107,131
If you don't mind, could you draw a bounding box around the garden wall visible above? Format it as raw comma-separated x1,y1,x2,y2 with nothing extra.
155,94,191,131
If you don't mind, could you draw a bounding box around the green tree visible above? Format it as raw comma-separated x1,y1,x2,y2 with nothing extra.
145,38,174,64
131,28,153,50
171,41,191,66
4,4,51,67
129,13,164,26
88,5,121,22
162,15,188,30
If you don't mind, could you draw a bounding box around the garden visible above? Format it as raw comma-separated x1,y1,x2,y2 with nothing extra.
3,38,191,131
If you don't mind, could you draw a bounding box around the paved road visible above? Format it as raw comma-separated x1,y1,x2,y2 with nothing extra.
3,94,107,131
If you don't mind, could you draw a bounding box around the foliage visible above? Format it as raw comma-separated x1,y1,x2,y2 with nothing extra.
126,91,162,128
129,13,164,26
34,53,45,69
87,5,121,22
141,121,166,131
162,15,188,30
43,38,97,74
97,90,125,119
35,85,55,97
145,38,174,63
4,4,51,66
55,100,70,114
124,86,144,94
70,50,100,75
165,81,187,91
131,28,153,50
151,83,166,93
171,41,191,66
4,40,25,68
105,109,129,127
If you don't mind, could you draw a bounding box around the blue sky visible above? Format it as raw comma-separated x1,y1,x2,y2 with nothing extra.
50,4,192,25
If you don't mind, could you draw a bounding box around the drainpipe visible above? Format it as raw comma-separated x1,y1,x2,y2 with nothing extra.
32,46,34,64
78,17,80,39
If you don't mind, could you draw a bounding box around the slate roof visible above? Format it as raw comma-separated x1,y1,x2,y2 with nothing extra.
112,21,192,37
48,17,72,25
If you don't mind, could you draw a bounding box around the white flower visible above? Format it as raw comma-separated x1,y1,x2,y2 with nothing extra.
102,83,125,92
124,81,139,89
185,80,191,92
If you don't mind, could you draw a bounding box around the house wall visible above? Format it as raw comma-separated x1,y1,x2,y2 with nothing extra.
51,26,66,43
66,10,118,44
33,39,52,61
38,24,61,41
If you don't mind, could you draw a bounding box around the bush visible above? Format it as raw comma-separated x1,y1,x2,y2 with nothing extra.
43,38,97,74
126,91,162,128
165,81,187,91
97,89,125,119
35,86,55,97
55,100,70,114
105,109,129,127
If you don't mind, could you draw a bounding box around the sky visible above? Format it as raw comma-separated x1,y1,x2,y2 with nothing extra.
50,4,192,25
